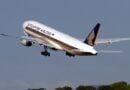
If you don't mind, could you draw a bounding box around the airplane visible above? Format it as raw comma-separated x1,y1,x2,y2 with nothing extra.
1,20,130,57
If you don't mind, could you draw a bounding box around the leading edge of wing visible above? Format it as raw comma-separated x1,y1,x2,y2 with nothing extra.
21,36,54,48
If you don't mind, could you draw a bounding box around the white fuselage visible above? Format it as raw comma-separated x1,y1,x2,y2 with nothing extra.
23,20,97,55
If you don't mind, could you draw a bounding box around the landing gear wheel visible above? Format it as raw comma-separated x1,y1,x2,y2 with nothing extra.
41,51,50,56
48,53,50,56
41,46,51,56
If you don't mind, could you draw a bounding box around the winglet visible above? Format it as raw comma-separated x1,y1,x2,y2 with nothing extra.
84,23,100,46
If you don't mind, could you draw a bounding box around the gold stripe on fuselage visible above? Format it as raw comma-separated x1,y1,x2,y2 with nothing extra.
24,27,92,55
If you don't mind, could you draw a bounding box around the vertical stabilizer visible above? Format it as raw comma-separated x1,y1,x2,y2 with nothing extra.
84,23,100,46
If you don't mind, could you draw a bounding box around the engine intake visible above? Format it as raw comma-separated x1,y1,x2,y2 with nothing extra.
20,39,32,47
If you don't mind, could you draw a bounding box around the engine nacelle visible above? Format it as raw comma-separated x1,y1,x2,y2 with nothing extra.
20,39,32,47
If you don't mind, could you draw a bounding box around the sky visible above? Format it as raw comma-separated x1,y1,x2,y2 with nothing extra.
0,0,130,90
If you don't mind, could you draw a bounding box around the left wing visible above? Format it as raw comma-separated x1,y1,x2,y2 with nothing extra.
0,33,56,49
21,36,55,48
95,38,130,45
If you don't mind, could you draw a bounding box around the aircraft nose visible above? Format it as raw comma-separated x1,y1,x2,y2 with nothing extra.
23,21,29,29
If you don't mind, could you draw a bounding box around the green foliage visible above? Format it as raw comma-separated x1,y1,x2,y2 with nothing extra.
63,86,73,90
98,85,112,90
55,86,72,90
76,85,96,90
55,87,64,90
28,81,130,90
28,88,46,90
127,84,130,90
111,81,127,90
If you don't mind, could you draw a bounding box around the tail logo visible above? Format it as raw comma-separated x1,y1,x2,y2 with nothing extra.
84,23,100,46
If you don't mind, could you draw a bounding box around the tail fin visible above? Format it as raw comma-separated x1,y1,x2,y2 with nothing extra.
84,23,100,46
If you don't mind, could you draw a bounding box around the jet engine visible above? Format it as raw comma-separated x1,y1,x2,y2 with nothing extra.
20,39,32,47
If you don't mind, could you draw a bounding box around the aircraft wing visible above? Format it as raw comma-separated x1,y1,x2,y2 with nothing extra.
95,38,130,45
21,36,54,48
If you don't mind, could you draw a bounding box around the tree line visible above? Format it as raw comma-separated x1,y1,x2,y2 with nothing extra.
28,81,130,90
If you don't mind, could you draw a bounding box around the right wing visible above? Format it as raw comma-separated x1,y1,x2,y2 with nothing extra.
95,38,130,45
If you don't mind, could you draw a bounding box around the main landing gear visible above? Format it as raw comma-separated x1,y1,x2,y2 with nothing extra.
41,46,50,56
